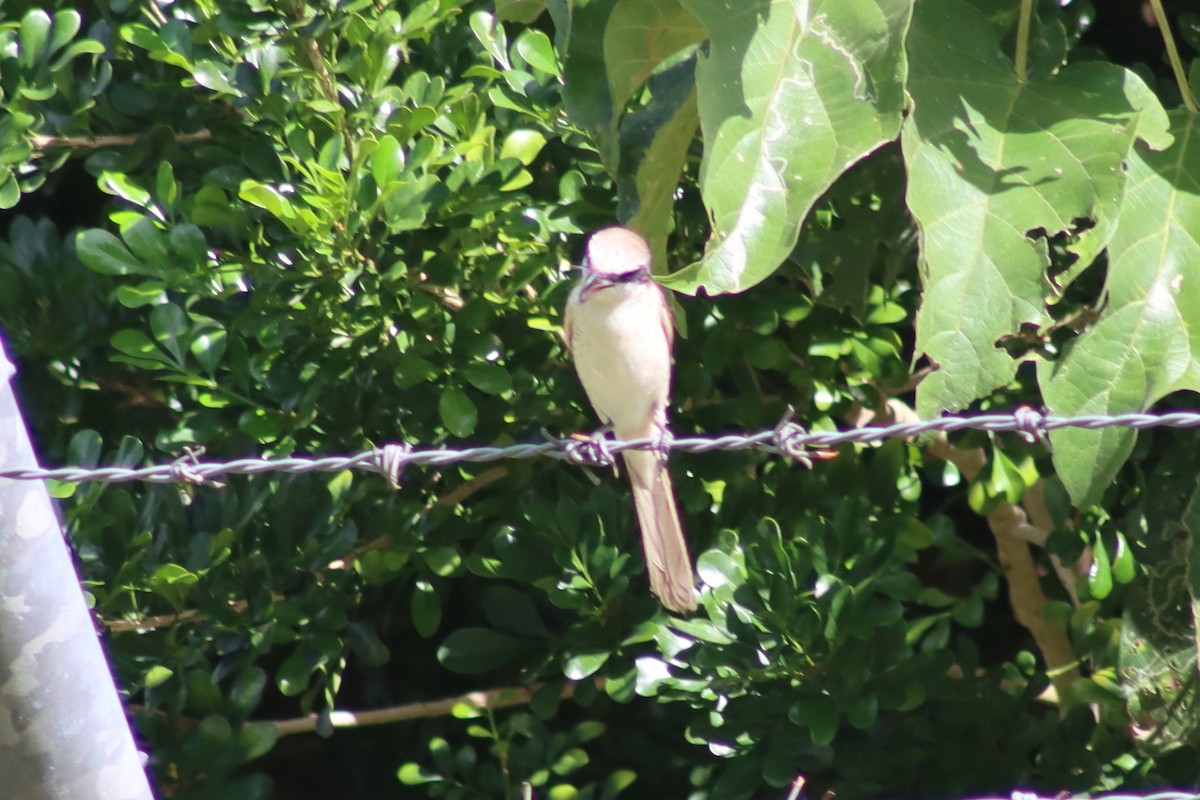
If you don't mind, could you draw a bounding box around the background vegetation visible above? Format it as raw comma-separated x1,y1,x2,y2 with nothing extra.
1,0,1199,798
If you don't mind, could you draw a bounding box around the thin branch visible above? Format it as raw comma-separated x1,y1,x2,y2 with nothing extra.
106,607,212,633
1022,479,1084,606
1146,0,1198,113
31,130,212,153
105,597,270,633
436,465,509,507
132,680,592,737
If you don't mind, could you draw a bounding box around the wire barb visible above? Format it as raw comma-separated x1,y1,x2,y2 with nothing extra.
1013,406,1046,444
772,406,813,465
374,443,413,491
169,446,224,488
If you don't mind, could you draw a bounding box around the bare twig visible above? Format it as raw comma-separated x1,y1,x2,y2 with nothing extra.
268,680,589,737
31,130,212,152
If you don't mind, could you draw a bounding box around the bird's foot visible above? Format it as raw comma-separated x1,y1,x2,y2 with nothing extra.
653,427,674,466
564,427,617,474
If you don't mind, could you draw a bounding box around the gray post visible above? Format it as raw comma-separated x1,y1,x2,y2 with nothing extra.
0,339,154,799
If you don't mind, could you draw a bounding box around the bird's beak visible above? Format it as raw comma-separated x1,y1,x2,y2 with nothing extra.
577,268,607,299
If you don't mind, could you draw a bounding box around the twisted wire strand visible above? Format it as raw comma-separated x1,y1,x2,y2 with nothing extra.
2,409,1198,485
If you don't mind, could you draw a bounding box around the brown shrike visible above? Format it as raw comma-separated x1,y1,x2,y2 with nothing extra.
563,226,697,613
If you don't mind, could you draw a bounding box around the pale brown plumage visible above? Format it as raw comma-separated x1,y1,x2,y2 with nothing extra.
563,226,697,613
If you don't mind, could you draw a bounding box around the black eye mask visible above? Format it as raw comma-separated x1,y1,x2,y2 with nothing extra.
609,267,649,283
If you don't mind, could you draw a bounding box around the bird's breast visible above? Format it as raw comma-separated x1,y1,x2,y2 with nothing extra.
570,285,672,439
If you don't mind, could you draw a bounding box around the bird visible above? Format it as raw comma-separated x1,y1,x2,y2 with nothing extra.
563,225,697,613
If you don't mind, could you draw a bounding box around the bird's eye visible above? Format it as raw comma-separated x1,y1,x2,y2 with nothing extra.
612,267,647,283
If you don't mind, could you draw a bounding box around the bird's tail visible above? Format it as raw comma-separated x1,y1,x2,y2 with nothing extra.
622,450,697,612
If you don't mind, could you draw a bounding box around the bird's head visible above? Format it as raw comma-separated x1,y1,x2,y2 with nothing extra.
579,226,653,296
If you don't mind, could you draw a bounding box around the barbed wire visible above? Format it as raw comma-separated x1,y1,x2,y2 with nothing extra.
992,795,1200,800
3,408,1200,485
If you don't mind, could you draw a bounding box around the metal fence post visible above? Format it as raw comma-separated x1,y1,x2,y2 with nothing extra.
0,339,154,800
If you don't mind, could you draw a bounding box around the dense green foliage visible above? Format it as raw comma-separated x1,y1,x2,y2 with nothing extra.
2,0,1200,798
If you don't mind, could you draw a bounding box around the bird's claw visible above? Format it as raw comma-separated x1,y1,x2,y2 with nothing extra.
653,428,674,466
565,427,617,471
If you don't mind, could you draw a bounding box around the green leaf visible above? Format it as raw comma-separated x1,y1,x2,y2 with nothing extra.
437,628,534,674
496,0,546,24
530,680,566,719
515,30,559,76
47,11,82,57
1112,532,1135,584
144,665,174,689
67,429,103,468
696,549,743,589
170,223,208,262
19,10,52,69
239,180,295,221
190,326,227,374
904,0,1171,416
563,650,609,680
499,129,548,166
229,667,268,713
413,581,442,638
662,0,911,295
156,160,178,209
121,217,169,273
276,649,314,696
111,436,144,468
371,135,405,189
191,185,240,226
618,57,699,273
111,329,168,366
238,722,279,762
438,385,478,437
99,171,153,207
483,585,549,638
76,229,145,276
422,546,462,577
605,0,704,122
398,762,441,786
148,563,198,610
49,39,106,72
601,769,637,800
1040,110,1197,505
789,694,840,745
550,0,619,170
0,173,19,210
460,363,513,395
470,11,510,70
1088,534,1113,600
116,282,167,309
150,303,189,363
192,59,240,95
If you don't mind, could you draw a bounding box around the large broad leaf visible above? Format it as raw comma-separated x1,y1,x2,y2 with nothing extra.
661,0,912,296
551,0,704,175
1040,112,1200,506
618,57,700,274
902,0,1171,417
